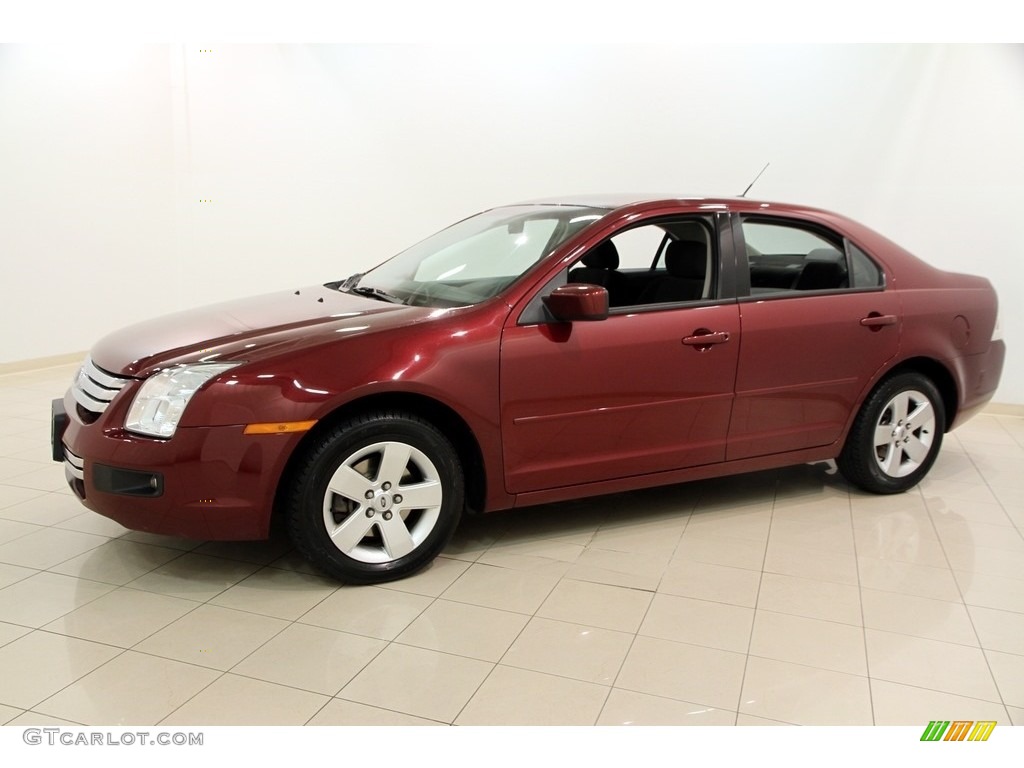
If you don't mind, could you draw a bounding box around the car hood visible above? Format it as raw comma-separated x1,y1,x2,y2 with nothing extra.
90,285,437,377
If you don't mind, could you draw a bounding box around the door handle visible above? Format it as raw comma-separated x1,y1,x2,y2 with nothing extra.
860,313,897,329
682,330,730,349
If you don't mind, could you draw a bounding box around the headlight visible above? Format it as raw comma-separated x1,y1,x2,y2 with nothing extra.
125,363,241,438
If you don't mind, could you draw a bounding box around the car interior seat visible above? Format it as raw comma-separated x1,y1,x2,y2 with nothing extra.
637,239,707,304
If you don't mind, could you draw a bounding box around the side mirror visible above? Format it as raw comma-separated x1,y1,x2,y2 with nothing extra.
542,284,609,322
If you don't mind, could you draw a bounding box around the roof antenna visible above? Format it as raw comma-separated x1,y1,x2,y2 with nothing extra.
740,162,770,198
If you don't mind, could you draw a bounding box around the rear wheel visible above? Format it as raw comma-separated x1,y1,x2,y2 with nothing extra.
837,372,945,494
286,411,463,583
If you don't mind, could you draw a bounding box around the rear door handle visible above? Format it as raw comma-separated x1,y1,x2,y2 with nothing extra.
860,314,897,329
682,330,730,348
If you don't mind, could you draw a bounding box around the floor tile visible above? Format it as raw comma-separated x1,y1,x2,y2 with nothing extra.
0,526,110,569
857,557,962,602
0,620,30,647
865,628,1001,702
589,517,687,555
0,518,45,547
35,651,220,725
0,571,115,627
945,543,1024,581
968,605,1024,655
161,674,328,725
376,556,470,597
955,570,1024,613
986,649,1024,708
134,604,288,670
43,587,198,647
562,548,670,591
756,572,861,625
0,631,121,709
55,511,131,538
870,679,1010,725
6,711,84,726
0,484,48,512
3,465,68,492
597,688,736,725
340,643,492,722
615,635,746,710
126,553,262,602
308,698,443,725
455,665,607,725
538,578,653,633
48,540,184,586
657,558,761,608
764,541,858,585
395,599,528,662
1007,706,1024,726
118,531,204,551
853,525,949,568
0,561,36,590
861,588,978,646
0,704,24,724
736,714,795,725
639,594,754,653
442,562,562,614
750,610,867,676
501,617,633,684
209,565,340,620
684,505,772,542
673,532,767,571
0,491,84,526
768,518,855,557
232,623,385,695
193,538,294,565
299,585,432,640
739,656,872,725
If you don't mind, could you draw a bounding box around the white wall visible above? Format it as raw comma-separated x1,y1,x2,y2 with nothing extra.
2,44,1022,402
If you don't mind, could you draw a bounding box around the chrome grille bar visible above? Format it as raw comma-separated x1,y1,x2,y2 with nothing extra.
64,447,85,481
71,357,130,415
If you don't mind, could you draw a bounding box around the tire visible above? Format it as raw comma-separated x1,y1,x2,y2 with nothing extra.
285,411,463,583
837,372,945,494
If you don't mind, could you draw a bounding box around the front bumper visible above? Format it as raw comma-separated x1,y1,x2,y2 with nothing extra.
51,390,300,541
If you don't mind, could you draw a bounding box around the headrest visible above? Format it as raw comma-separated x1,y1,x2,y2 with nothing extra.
665,240,706,279
582,240,619,270
805,247,844,263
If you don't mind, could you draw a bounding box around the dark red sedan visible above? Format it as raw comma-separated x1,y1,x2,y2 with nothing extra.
52,195,1006,582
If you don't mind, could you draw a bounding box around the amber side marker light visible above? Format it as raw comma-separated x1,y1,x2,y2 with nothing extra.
243,420,317,435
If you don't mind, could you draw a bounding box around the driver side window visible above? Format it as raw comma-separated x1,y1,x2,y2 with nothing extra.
567,217,715,308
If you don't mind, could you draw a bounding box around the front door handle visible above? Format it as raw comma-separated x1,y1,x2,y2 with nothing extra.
682,330,730,349
860,313,897,330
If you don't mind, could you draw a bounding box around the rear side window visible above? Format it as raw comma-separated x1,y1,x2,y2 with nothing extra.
848,242,884,288
740,218,883,296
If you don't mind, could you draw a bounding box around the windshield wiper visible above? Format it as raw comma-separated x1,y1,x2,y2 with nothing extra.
348,285,405,305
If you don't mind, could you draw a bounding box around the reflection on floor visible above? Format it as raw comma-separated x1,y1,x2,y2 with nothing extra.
1,363,1022,726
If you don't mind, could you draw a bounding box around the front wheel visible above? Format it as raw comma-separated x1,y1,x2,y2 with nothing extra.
837,373,945,494
285,411,464,583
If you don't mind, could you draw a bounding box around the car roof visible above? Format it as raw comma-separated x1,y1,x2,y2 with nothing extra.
511,193,834,216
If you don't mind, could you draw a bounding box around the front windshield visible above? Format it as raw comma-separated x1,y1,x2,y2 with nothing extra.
338,205,608,307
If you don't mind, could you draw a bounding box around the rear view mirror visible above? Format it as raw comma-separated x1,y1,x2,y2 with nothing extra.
542,284,609,322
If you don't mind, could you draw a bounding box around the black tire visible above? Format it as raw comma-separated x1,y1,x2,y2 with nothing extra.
285,411,463,583
837,372,945,494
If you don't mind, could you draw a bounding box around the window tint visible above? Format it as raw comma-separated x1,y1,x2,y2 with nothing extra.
567,217,715,308
742,219,849,294
848,242,884,288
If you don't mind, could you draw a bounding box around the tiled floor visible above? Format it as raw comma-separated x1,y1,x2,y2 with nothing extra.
1,363,1023,726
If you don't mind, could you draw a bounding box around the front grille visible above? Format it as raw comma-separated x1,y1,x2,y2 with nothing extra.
71,357,130,415
64,446,86,499
63,446,85,481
